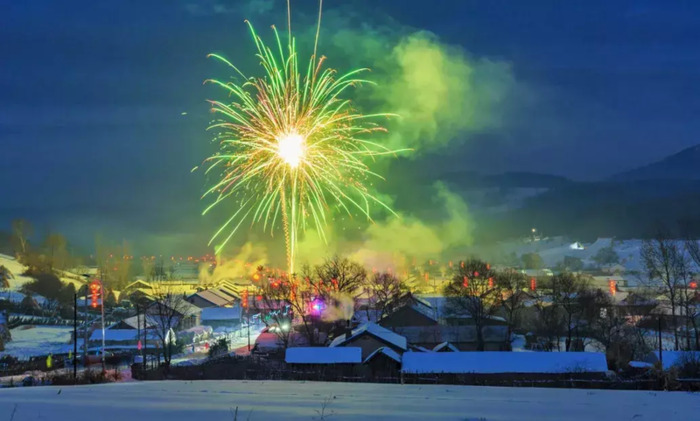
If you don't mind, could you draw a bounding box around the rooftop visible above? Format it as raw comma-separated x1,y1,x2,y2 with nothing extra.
285,347,362,364
402,352,608,374
330,322,407,350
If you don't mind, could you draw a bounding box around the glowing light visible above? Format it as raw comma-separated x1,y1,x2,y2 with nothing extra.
309,298,325,316
201,3,405,275
276,132,306,168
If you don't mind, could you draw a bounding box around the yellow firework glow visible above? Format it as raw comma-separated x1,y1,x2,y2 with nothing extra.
202,2,405,275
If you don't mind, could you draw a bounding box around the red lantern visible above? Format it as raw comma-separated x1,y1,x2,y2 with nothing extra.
690,281,698,290
474,271,479,277
488,277,494,288
609,280,616,296
89,280,101,309
241,290,249,309
463,276,469,288
530,278,537,291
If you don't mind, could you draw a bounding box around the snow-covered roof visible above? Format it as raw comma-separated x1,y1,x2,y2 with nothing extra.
364,346,402,364
201,306,241,321
109,315,155,330
189,290,231,307
285,347,361,364
90,329,158,342
433,342,459,352
401,352,608,374
651,351,700,370
329,322,407,350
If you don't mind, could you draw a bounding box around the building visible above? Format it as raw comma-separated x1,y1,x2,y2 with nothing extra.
363,346,402,377
186,289,233,308
401,351,609,380
376,293,510,351
330,322,408,359
285,347,362,365
201,306,242,330
144,298,202,330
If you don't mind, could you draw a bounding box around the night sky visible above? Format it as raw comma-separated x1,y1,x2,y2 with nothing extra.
2,0,699,255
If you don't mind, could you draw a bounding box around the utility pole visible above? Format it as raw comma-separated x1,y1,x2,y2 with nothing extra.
246,287,251,353
83,287,88,364
73,292,77,381
658,315,663,368
143,305,147,370
100,280,106,373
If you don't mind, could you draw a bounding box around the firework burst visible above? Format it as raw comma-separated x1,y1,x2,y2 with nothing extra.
202,2,404,274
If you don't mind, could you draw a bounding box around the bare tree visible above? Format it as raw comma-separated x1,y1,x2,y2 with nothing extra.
255,267,321,347
588,291,650,367
443,259,501,351
362,271,408,322
11,219,32,256
95,239,133,289
43,232,68,271
254,278,295,349
312,256,366,297
141,258,155,282
642,234,688,350
528,277,564,351
147,291,194,367
497,269,528,341
554,272,590,351
0,265,13,290
685,239,700,350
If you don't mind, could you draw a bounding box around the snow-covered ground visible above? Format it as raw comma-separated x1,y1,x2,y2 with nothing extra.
1,326,74,359
1,380,699,420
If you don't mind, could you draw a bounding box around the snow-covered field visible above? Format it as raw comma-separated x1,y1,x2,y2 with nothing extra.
1,380,699,420
1,326,74,359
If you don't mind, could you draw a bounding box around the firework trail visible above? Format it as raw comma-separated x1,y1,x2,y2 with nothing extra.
202,1,405,275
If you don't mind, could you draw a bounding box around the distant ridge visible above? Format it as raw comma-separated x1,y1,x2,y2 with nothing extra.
611,144,700,181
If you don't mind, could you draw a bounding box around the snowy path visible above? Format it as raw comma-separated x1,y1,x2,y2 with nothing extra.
1,380,699,420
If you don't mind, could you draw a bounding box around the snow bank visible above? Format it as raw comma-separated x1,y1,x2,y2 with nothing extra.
285,347,361,364
402,351,608,374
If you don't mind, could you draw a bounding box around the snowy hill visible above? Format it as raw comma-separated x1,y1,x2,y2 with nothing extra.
0,253,36,290
0,380,698,420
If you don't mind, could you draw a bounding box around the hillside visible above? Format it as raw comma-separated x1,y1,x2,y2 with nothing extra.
473,179,700,242
612,144,700,181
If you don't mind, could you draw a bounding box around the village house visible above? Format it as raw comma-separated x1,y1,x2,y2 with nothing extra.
329,322,408,359
401,351,609,382
200,306,242,330
186,289,233,308
375,293,510,351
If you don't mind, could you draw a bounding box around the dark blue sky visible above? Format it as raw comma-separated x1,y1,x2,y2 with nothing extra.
2,0,699,254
